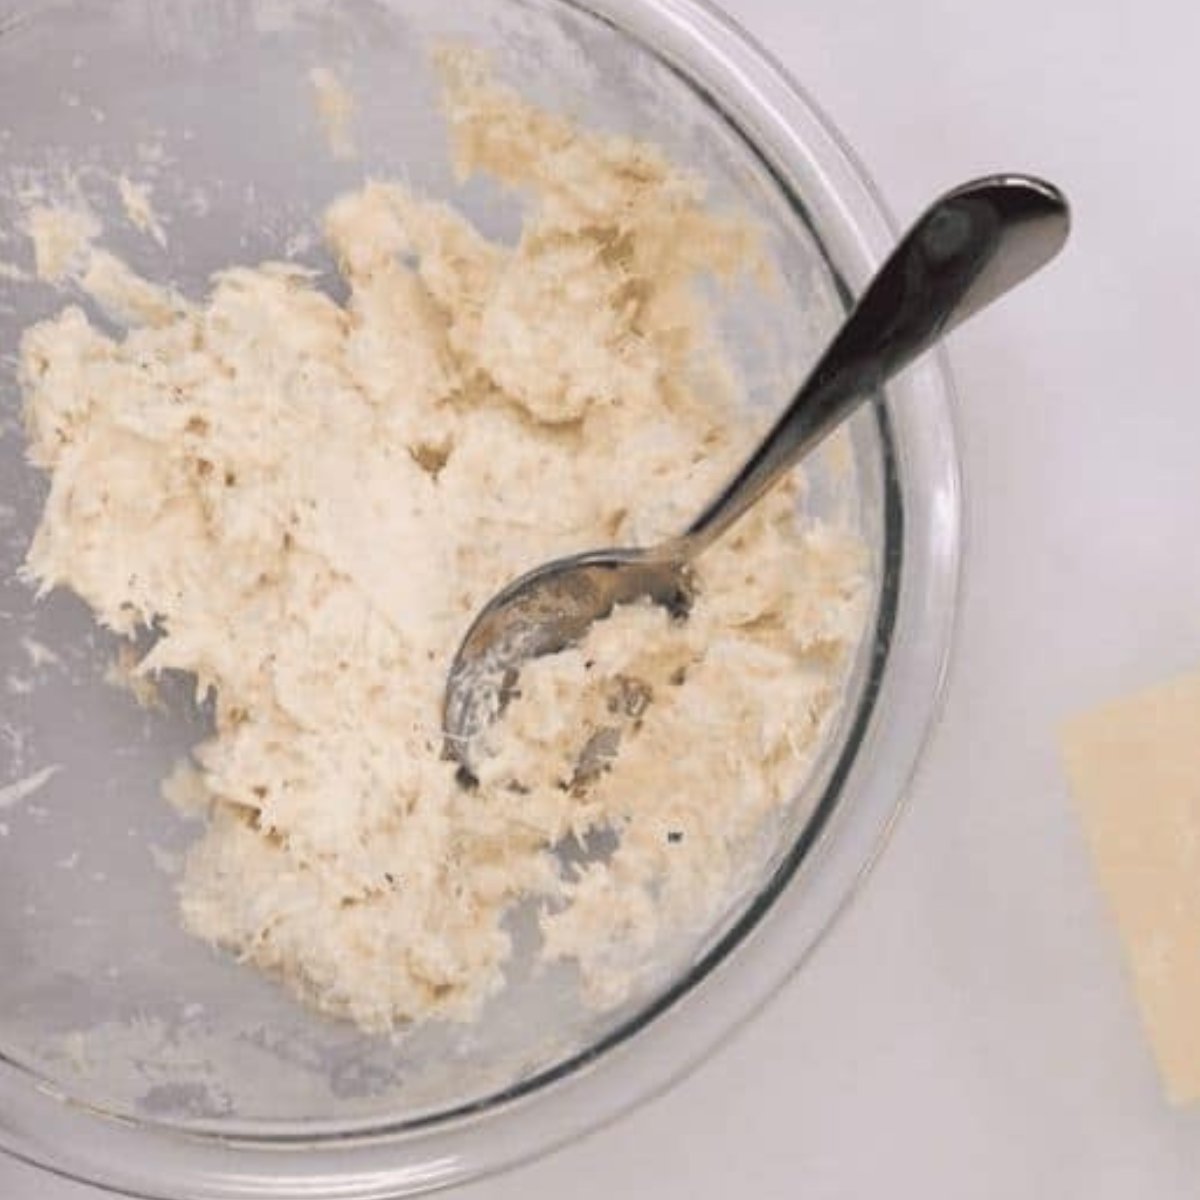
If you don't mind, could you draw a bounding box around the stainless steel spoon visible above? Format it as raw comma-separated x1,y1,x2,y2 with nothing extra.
445,174,1070,774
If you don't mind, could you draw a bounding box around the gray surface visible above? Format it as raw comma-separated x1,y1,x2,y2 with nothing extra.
7,0,1200,1195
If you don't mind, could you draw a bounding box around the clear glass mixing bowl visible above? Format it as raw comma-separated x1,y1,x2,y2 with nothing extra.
0,0,961,1195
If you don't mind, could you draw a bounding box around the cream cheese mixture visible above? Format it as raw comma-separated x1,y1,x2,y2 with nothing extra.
18,49,868,1030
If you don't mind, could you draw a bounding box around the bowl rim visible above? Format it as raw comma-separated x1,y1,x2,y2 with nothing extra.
0,0,963,1195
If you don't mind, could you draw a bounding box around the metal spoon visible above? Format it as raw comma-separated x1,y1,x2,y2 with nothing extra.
445,174,1070,773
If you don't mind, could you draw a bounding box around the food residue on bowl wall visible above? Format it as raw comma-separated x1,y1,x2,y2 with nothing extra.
309,66,358,162
0,763,62,813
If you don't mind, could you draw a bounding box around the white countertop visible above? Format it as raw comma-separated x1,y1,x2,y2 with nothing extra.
10,0,1200,1195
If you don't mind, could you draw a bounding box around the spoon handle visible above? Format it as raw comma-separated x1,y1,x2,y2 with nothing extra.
681,174,1070,555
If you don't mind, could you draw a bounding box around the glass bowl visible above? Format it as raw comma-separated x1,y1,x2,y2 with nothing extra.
0,0,960,1195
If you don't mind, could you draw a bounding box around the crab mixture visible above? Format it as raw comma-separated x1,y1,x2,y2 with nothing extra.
16,49,868,1030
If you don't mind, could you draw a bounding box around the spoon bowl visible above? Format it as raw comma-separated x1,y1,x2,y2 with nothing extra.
445,546,694,763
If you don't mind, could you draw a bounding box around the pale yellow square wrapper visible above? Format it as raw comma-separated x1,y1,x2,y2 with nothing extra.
1060,669,1200,1104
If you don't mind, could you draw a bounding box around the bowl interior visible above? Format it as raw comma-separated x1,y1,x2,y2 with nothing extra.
0,0,886,1135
